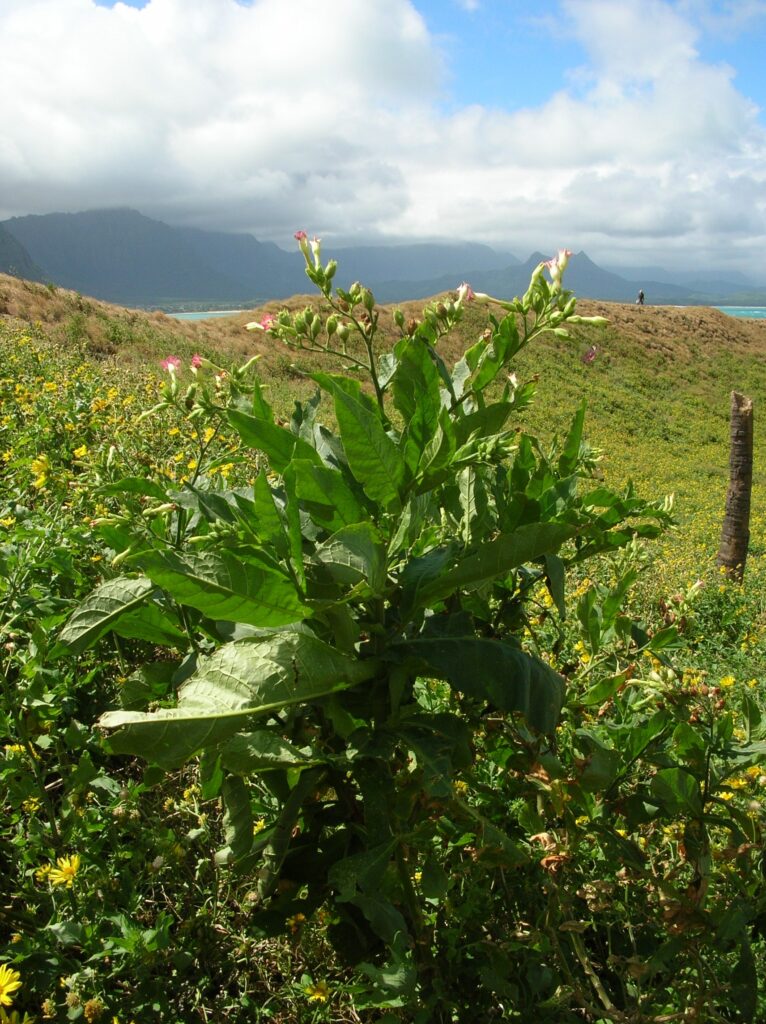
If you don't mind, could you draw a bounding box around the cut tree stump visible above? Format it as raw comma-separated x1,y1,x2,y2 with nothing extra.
716,391,753,581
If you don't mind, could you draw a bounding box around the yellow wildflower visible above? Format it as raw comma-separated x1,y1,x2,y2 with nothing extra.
719,675,736,688
48,853,81,888
0,517,16,528
253,818,267,834
73,445,88,459
304,980,330,1003
35,864,52,882
725,776,748,790
0,964,21,1007
286,913,306,934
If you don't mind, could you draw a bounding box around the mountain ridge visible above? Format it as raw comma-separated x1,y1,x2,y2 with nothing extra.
3,207,766,308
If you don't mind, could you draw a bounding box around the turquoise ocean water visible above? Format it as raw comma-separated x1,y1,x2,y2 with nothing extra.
168,310,244,321
714,306,766,319
168,307,766,322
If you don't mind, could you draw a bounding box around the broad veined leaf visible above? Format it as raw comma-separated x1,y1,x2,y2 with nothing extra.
313,372,405,509
391,636,565,734
328,840,398,901
131,548,309,628
398,545,456,620
219,730,316,774
178,483,237,524
228,409,322,473
251,472,290,559
57,576,155,655
112,603,187,647
119,662,176,711
99,631,381,767
415,406,457,489
215,775,254,865
406,522,576,610
650,767,703,817
453,402,514,447
282,464,306,589
292,459,366,532
388,493,434,557
558,400,586,477
314,522,387,595
470,314,522,392
391,337,442,473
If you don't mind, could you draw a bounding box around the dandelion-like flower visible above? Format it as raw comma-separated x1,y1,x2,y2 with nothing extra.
304,980,330,1003
0,964,22,1007
48,853,81,888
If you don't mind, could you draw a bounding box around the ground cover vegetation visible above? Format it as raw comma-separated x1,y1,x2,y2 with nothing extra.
2,246,766,1023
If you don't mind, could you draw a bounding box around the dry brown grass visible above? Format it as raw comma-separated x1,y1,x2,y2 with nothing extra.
3,271,766,374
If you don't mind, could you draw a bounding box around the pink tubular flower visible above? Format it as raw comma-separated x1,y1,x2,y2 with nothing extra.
294,230,311,262
544,248,573,284
160,355,181,372
191,353,203,369
456,282,475,303
245,313,276,332
581,345,598,365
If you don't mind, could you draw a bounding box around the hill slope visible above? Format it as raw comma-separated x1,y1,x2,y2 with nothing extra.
0,223,45,281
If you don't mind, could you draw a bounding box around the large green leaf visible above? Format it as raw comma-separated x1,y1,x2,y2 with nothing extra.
216,775,253,865
131,549,309,627
99,632,381,768
650,767,703,817
391,338,442,473
112,603,187,647
251,472,290,559
313,372,405,509
391,637,565,734
558,400,586,476
219,731,316,773
293,459,366,532
228,409,322,473
404,522,576,610
314,522,387,596
57,576,155,655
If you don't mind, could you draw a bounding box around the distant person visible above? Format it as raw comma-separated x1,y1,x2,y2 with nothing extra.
637,289,645,306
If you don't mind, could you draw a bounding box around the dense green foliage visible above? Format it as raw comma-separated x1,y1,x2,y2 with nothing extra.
2,251,766,1023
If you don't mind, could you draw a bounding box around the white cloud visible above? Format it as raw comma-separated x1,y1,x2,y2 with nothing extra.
0,0,765,272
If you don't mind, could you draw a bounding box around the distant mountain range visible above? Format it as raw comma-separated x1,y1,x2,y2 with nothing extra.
1,207,765,309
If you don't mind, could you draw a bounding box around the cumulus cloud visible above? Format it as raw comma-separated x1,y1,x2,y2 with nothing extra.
0,0,765,271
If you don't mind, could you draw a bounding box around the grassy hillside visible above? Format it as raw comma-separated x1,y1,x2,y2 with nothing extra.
4,271,766,586
4,268,766,646
4,271,766,1022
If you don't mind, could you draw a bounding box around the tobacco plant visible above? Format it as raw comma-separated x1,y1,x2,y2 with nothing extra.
58,243,682,1016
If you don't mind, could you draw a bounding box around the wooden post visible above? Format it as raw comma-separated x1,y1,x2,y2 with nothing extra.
717,391,753,581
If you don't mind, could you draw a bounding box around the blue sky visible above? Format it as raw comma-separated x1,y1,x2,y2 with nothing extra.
3,0,766,273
